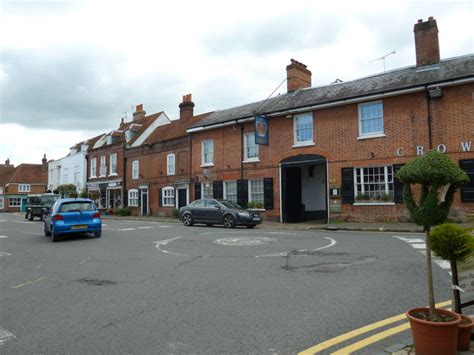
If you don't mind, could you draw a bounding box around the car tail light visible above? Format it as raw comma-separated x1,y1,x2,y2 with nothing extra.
52,214,64,221
92,212,101,219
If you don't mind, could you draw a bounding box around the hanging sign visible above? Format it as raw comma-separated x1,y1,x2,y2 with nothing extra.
255,115,269,145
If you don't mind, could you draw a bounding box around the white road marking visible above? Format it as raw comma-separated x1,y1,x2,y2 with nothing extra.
0,252,12,257
0,220,7,222
119,228,136,231
158,225,170,228
0,235,8,239
411,243,427,249
102,223,108,227
11,221,31,224
138,226,154,229
20,231,40,235
11,277,47,289
80,257,91,265
0,326,15,346
153,237,191,257
313,237,337,251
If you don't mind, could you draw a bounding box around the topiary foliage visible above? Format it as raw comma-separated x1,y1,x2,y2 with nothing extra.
396,151,469,229
430,224,474,262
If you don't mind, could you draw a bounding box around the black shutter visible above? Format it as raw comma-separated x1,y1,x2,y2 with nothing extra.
138,190,142,207
158,188,162,207
341,168,354,204
264,178,274,210
237,179,248,208
393,164,405,204
213,181,223,199
460,159,474,202
194,182,201,200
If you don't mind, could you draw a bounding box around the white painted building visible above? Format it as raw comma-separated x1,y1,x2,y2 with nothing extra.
48,139,103,193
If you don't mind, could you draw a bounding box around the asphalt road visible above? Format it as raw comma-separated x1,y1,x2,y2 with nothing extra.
0,212,455,354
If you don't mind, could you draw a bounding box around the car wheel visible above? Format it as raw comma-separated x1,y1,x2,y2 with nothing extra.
206,223,213,227
51,227,59,243
44,222,51,236
246,224,256,229
223,214,236,228
94,230,102,238
182,213,193,226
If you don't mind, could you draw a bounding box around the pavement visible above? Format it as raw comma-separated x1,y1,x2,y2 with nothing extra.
102,214,474,233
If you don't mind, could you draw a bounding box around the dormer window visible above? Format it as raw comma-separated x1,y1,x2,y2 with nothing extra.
125,130,132,142
107,136,113,145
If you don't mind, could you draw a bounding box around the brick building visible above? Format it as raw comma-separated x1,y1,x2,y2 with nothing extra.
86,105,171,210
186,17,474,223
0,157,48,212
124,95,211,216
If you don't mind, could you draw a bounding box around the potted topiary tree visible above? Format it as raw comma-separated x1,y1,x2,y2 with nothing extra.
430,223,474,351
396,150,470,355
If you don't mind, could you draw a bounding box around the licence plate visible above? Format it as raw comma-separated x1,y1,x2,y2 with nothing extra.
72,224,87,229
253,217,261,221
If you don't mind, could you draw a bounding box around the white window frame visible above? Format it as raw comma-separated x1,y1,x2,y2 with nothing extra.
0,196,4,209
128,189,139,207
18,184,31,192
9,197,21,207
243,132,259,162
358,101,385,139
167,154,175,176
90,157,97,178
248,179,264,205
201,140,214,167
293,112,314,147
353,165,394,205
201,182,213,199
223,180,237,203
162,186,175,207
100,155,107,177
132,160,139,180
110,153,118,176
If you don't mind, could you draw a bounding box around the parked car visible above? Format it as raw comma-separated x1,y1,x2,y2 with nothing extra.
43,198,102,242
25,193,59,221
179,199,262,228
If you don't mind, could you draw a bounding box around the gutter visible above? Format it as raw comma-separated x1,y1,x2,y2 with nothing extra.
186,76,474,134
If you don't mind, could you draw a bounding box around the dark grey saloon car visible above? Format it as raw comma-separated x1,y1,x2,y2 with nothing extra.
178,199,262,228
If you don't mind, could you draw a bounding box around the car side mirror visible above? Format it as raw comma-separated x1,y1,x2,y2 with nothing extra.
214,205,221,210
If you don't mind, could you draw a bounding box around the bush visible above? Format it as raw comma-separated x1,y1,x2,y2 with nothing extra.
247,201,264,209
115,207,131,216
172,208,179,218
79,189,88,198
430,224,473,262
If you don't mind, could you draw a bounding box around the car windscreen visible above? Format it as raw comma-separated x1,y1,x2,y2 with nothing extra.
59,202,95,213
42,196,58,204
28,197,41,204
219,200,242,209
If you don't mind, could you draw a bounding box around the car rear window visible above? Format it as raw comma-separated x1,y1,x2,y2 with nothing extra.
42,196,58,204
59,202,95,212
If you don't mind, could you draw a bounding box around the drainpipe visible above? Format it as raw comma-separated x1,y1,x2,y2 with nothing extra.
240,124,244,179
123,152,127,208
189,134,193,197
425,85,433,150
85,154,89,194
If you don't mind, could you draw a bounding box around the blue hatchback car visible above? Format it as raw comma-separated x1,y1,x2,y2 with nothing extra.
44,198,102,242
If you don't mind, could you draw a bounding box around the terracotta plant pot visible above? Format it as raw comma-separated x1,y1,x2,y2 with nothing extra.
406,307,461,355
457,314,473,351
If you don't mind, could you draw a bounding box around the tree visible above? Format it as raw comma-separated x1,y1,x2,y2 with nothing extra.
396,150,469,320
57,184,78,198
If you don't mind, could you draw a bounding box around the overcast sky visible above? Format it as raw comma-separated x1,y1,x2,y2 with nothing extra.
0,0,473,164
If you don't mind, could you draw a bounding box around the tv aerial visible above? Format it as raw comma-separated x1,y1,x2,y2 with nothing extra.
369,50,396,72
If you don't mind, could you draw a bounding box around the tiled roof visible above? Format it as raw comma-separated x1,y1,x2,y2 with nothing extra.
188,55,474,129
145,112,213,145
7,164,47,184
0,167,15,187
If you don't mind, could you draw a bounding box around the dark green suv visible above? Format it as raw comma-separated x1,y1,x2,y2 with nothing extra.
25,193,59,221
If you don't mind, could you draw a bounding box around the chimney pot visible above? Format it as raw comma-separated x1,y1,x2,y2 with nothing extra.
413,17,440,67
418,19,423,23
286,59,312,93
132,104,146,121
179,93,194,120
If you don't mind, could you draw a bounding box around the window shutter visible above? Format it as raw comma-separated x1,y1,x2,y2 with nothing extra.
460,159,474,202
137,190,141,207
264,178,274,210
341,168,354,204
237,179,248,208
213,181,223,199
158,188,162,207
393,164,405,204
194,182,201,200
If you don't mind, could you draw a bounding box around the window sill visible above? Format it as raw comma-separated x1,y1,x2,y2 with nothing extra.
357,133,386,140
243,158,260,163
99,175,106,178
201,163,214,168
109,173,118,177
353,202,395,206
89,176,97,179
292,142,315,148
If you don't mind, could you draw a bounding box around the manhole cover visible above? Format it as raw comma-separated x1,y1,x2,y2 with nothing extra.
213,237,276,246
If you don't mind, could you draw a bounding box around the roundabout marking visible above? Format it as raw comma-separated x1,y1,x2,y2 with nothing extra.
256,237,336,258
154,237,191,257
213,237,276,246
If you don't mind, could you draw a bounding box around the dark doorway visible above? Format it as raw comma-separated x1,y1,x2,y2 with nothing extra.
281,154,328,223
140,189,148,216
178,188,187,208
284,167,303,222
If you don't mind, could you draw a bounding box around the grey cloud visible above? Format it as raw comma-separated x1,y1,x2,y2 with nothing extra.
201,13,344,56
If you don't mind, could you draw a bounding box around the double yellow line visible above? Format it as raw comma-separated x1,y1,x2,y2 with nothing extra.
299,300,451,354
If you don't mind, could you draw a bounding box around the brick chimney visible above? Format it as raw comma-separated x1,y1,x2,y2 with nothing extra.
414,17,440,67
286,59,312,93
42,154,47,170
133,104,146,121
5,158,10,167
179,94,195,120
